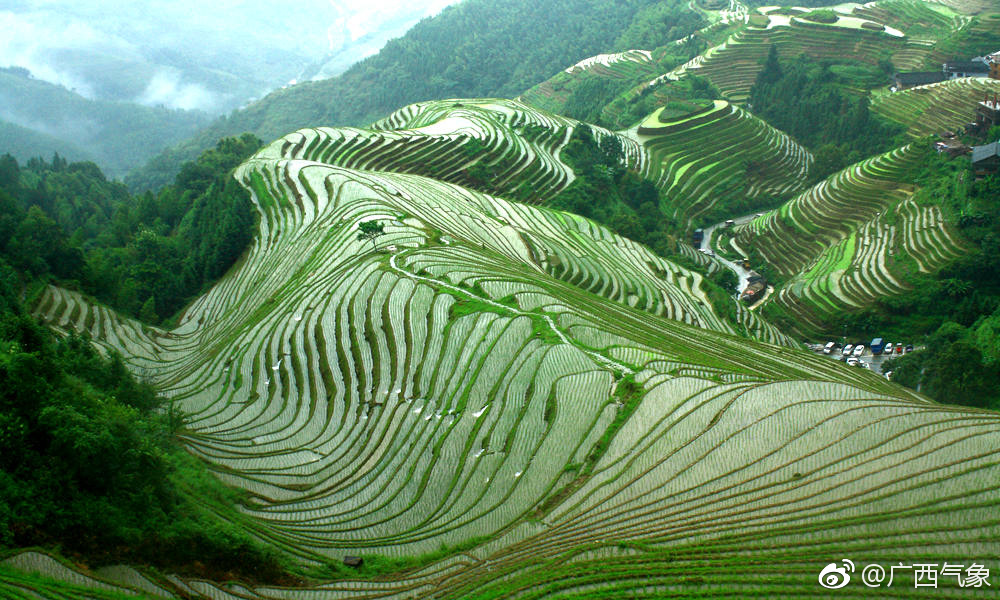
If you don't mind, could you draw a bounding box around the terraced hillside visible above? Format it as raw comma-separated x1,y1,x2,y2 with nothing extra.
685,17,907,103
734,144,967,333
633,99,813,226
257,96,812,236
872,76,1000,137
10,110,1000,598
270,98,645,206
517,0,743,126
519,50,660,116
653,0,971,106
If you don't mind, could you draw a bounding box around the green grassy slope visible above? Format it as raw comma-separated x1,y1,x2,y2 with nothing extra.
11,99,1000,598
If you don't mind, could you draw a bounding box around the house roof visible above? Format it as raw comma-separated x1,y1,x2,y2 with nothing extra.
943,61,989,74
895,72,946,86
971,142,1000,164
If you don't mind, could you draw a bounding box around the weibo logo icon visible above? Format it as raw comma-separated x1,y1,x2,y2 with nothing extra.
818,559,855,589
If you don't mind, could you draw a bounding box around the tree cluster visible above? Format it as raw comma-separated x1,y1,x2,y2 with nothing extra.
550,126,673,256
748,47,906,181
0,133,261,325
0,266,287,581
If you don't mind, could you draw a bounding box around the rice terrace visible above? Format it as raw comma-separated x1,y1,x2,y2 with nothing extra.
2,0,1000,598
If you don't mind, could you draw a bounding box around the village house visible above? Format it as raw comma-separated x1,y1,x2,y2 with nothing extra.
943,60,990,79
893,71,946,91
975,95,1000,131
971,141,1000,176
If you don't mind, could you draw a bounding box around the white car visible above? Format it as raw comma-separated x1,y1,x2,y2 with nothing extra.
823,341,835,354
846,357,860,366
842,344,854,356
853,345,865,357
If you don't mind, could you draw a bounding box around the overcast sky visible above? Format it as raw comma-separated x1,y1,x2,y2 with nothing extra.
0,0,455,111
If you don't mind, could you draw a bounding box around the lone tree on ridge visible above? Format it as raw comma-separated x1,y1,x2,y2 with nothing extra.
357,220,386,251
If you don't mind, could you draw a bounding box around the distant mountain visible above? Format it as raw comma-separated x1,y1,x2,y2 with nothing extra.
0,118,93,165
0,67,209,178
0,0,454,113
125,0,677,191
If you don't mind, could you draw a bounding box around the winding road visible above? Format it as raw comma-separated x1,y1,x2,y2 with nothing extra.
701,212,760,295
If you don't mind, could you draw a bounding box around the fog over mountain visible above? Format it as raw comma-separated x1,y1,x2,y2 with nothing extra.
0,0,455,114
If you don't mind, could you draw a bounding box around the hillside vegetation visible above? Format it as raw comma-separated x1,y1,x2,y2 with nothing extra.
0,135,261,326
0,266,289,583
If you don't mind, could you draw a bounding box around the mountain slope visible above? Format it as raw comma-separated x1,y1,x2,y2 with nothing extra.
15,101,1000,598
0,119,94,165
733,143,968,333
124,0,688,191
0,68,209,178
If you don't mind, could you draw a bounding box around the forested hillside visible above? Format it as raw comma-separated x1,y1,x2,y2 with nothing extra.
0,134,260,325
126,0,698,191
0,68,210,179
747,48,907,180
0,266,289,582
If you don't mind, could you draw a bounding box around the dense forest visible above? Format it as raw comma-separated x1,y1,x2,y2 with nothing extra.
0,266,288,582
126,0,696,191
747,48,907,181
0,134,260,325
0,68,210,179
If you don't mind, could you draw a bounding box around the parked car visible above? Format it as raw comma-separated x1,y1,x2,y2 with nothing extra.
905,344,913,353
842,344,854,356
853,345,865,357
846,357,860,366
895,343,903,354
823,341,836,354
882,341,891,356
